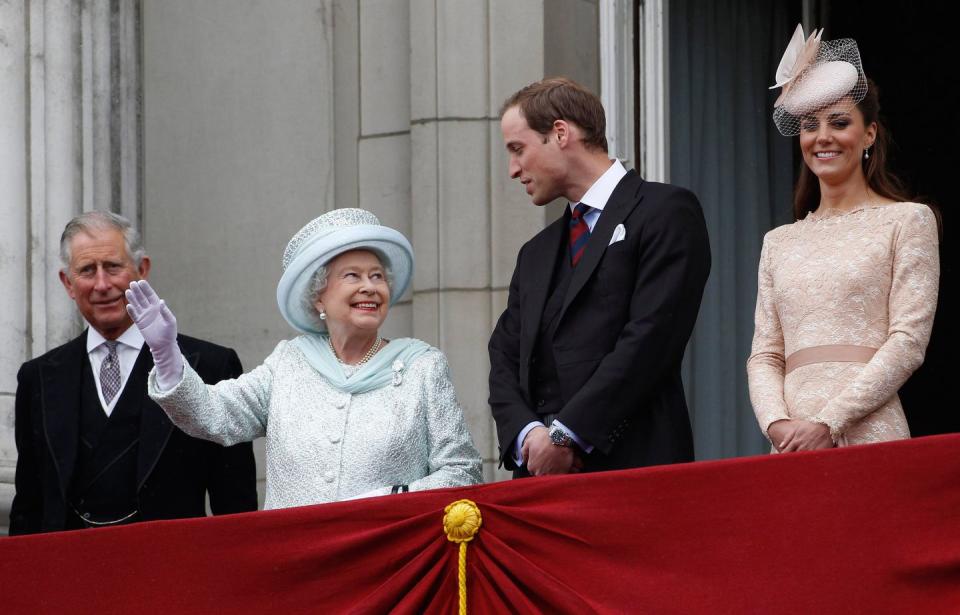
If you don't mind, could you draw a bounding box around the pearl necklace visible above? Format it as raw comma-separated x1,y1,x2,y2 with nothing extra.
329,336,383,366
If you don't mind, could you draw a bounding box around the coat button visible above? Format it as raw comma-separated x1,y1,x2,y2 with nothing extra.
537,399,545,407
329,433,341,444
335,399,346,409
324,472,335,483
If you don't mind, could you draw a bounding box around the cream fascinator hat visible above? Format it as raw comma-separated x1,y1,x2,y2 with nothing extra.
770,24,867,136
277,208,413,334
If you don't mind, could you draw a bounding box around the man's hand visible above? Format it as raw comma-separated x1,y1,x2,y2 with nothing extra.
768,419,834,453
522,426,583,476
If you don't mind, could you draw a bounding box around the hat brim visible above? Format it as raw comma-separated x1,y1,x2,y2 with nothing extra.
276,225,413,334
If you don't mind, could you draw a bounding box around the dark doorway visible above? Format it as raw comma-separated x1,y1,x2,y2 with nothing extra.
825,2,956,435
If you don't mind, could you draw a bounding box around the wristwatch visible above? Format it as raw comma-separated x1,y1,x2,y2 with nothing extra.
548,424,573,448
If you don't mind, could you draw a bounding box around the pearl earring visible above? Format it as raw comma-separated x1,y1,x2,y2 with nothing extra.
319,309,327,321
864,146,870,160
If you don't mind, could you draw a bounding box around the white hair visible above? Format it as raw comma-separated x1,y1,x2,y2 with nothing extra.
59,210,146,271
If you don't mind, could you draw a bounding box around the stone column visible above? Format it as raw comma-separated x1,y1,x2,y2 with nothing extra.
0,0,142,534
0,0,31,534
411,0,490,481
357,0,412,337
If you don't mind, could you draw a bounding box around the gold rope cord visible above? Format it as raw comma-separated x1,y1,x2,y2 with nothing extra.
443,499,482,615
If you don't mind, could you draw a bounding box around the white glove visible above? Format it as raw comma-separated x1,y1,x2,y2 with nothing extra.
125,280,184,391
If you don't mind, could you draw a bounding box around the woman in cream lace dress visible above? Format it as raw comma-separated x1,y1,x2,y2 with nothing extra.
747,27,939,452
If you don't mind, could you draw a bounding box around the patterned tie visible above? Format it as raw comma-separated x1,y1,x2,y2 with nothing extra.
569,203,592,266
100,341,121,404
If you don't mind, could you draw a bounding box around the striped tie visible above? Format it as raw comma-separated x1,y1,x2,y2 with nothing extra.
569,203,592,266
100,340,121,404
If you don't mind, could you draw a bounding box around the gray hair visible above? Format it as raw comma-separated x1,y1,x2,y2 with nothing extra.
301,253,393,329
59,210,146,271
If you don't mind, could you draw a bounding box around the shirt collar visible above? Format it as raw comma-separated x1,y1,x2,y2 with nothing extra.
86,323,145,353
571,159,628,213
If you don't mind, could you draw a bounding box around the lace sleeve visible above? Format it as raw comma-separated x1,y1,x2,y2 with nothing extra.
747,233,792,440
814,204,940,437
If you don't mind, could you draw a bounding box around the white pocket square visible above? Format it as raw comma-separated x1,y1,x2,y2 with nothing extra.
608,224,626,245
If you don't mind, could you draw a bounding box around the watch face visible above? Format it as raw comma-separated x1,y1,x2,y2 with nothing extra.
549,427,569,446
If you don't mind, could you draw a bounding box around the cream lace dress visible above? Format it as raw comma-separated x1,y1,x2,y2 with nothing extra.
747,202,939,446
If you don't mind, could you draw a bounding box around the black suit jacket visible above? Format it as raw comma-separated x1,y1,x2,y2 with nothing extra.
9,331,258,535
489,170,711,472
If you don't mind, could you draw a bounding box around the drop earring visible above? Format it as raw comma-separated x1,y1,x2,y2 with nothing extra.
319,309,327,321
864,146,871,160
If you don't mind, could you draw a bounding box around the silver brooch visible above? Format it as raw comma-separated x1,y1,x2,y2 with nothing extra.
392,359,404,386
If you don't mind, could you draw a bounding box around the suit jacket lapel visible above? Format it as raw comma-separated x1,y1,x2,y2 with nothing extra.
520,215,568,361
136,346,198,490
39,332,88,501
560,170,645,321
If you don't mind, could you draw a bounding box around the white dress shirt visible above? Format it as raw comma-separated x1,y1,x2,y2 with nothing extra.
574,158,627,231
86,324,146,416
513,158,628,466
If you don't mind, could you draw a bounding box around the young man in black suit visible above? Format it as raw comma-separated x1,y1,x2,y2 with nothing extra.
9,211,257,534
489,77,711,477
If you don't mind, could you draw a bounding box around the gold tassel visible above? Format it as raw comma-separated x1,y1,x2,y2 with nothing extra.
443,499,482,615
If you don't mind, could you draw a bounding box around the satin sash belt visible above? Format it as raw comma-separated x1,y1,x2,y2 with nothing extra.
784,344,878,375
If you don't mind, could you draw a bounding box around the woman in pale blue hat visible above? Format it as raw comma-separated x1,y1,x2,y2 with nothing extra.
125,208,482,509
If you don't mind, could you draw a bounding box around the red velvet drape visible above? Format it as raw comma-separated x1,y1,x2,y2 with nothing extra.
2,435,959,614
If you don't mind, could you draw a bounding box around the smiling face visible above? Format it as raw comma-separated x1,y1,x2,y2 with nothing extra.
59,228,150,340
799,100,876,187
500,105,570,206
315,250,390,338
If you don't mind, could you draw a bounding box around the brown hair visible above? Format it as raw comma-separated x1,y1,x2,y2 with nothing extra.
793,78,913,220
500,77,608,152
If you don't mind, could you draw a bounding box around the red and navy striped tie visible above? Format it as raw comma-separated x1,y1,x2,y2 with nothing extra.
569,203,592,266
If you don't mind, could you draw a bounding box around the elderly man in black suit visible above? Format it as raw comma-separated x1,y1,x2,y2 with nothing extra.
9,211,257,534
489,77,711,477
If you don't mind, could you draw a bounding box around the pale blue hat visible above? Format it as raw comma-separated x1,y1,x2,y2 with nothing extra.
277,208,413,334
